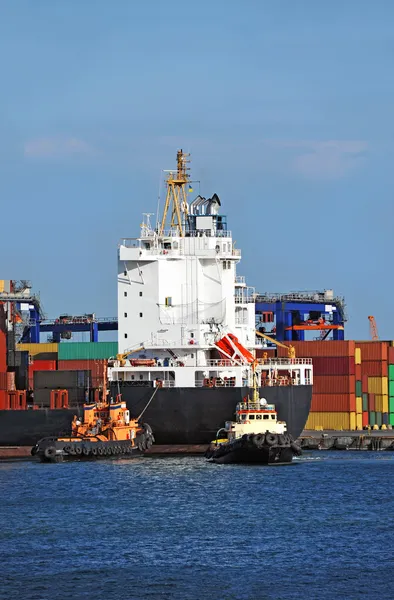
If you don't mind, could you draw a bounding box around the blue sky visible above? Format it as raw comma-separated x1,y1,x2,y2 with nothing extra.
0,0,393,340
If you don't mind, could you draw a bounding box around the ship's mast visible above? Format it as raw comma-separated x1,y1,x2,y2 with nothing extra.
159,149,190,237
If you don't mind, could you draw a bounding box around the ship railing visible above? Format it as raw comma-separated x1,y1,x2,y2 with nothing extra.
206,359,234,367
257,358,312,365
235,295,255,303
235,318,249,325
160,380,175,388
195,379,236,388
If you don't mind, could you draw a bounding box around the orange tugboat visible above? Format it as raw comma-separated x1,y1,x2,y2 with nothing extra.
31,395,154,462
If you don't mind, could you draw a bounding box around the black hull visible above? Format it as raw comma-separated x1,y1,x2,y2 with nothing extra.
31,437,146,463
210,445,295,465
0,385,312,446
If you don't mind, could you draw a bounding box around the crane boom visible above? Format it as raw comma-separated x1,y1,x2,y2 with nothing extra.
368,316,379,341
255,330,296,358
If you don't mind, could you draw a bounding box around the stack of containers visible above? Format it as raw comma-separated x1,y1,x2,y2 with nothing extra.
57,342,118,389
0,327,7,409
356,342,389,429
17,343,59,390
389,345,394,426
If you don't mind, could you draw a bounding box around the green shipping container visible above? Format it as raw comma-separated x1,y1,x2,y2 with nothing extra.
389,397,394,413
362,393,368,412
389,380,394,396
376,412,382,427
356,380,362,397
389,365,394,381
389,414,394,426
369,411,376,426
58,342,118,360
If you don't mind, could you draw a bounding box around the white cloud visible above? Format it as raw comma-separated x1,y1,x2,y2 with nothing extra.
263,139,368,180
24,137,94,158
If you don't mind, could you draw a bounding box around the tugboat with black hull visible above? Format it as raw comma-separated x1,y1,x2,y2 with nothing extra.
31,394,154,463
205,372,302,465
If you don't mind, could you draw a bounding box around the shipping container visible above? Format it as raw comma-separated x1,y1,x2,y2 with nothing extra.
0,331,6,371
355,347,361,365
312,375,355,395
355,380,362,397
360,361,388,377
277,340,355,358
355,364,361,380
388,347,394,365
33,387,86,408
367,377,388,395
389,397,394,413
305,412,353,430
355,342,388,361
368,394,375,412
389,365,394,381
0,389,6,410
382,413,389,426
29,360,57,372
6,371,16,391
17,343,58,356
362,412,369,428
389,381,394,396
0,371,6,390
356,397,362,414
376,412,382,427
350,412,356,431
362,393,368,412
356,413,363,430
362,375,368,394
57,359,106,386
310,394,356,412
311,357,355,376
58,342,118,361
389,414,394,426
34,370,90,390
369,411,376,426
375,395,383,413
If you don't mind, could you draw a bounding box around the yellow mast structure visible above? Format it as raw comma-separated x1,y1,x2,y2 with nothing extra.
159,149,190,237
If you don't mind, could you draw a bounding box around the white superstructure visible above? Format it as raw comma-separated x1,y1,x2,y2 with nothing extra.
109,151,312,389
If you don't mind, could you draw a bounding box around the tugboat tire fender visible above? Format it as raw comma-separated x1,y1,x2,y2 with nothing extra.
82,445,90,456
265,433,278,446
278,434,287,446
31,446,38,456
253,434,265,447
75,445,83,456
91,446,98,456
97,446,104,456
44,446,57,459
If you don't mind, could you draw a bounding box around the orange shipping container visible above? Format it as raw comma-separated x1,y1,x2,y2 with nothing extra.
355,342,388,361
277,340,355,358
388,346,394,364
362,412,369,428
313,375,355,394
355,364,362,380
311,394,356,412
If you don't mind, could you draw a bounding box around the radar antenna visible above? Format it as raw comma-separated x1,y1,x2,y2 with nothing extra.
159,149,190,237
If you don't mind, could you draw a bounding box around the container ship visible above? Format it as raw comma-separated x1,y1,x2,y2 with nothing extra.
0,151,314,446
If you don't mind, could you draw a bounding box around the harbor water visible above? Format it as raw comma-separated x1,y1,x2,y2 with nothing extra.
1,453,393,600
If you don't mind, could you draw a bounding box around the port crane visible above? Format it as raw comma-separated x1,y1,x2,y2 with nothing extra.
368,316,379,341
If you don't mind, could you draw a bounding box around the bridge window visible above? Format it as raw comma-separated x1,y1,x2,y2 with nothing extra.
124,270,127,276
241,414,246,420
271,415,275,419
124,312,127,318
124,291,127,297
124,333,128,339
139,313,143,318
249,414,255,420
223,261,227,270
256,414,262,420
263,415,269,420
139,291,143,297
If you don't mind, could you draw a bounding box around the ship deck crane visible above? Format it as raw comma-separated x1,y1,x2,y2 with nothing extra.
255,330,296,359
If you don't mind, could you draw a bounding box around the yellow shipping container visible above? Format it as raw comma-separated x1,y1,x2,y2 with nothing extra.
350,412,356,431
367,376,388,395
16,342,58,356
0,280,4,293
356,397,363,414
305,412,351,430
356,413,363,430
355,347,361,365
382,394,389,413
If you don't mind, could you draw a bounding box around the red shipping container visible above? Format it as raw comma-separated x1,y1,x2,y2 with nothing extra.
311,356,355,376
360,360,388,377
311,393,356,412
0,330,6,372
57,360,106,387
355,364,362,380
0,371,6,390
313,375,355,394
0,389,6,410
30,360,57,371
362,412,369,428
362,375,368,394
388,346,394,365
277,340,355,358
368,394,375,412
355,342,388,361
